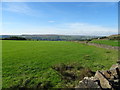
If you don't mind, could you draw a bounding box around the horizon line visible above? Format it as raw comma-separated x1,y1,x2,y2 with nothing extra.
1,34,119,36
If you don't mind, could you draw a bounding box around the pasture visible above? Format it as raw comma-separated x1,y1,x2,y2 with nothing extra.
90,39,119,46
2,40,118,88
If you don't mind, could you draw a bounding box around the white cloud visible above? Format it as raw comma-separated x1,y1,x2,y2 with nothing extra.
59,22,118,36
2,22,118,36
32,22,117,36
2,2,38,16
48,20,56,23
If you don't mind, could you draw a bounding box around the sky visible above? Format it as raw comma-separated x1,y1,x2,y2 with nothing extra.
2,2,118,36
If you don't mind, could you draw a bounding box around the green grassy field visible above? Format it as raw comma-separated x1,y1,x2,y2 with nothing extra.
2,40,118,88
90,39,119,46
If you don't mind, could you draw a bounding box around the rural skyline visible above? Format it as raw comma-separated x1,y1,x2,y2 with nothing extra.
2,2,118,36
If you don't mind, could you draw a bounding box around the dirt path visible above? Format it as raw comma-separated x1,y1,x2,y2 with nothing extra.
73,41,119,51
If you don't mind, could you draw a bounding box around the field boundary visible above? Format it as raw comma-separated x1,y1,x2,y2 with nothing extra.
73,41,119,50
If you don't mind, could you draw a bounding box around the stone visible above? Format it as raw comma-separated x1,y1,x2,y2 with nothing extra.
75,63,120,89
110,64,120,70
95,71,112,89
102,70,111,79
109,75,115,81
114,74,119,79
113,79,119,83
75,77,100,88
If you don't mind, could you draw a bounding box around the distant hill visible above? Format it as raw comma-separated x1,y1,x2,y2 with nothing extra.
0,34,102,41
94,34,120,40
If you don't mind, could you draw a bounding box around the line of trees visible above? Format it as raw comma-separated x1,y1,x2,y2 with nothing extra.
108,36,120,40
2,36,27,40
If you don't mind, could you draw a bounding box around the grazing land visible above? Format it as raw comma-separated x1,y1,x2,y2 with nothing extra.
90,40,119,47
2,40,118,88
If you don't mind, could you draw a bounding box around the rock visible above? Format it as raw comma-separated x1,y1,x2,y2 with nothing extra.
75,62,120,89
102,70,111,79
75,77,100,88
110,64,120,70
114,79,119,83
114,74,119,79
109,75,115,81
95,71,112,89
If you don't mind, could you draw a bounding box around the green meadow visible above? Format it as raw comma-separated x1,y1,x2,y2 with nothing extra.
90,39,119,46
2,40,118,88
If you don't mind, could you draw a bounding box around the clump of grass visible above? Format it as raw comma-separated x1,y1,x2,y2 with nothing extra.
52,63,95,87
93,63,105,70
106,51,111,53
39,81,53,89
83,55,91,60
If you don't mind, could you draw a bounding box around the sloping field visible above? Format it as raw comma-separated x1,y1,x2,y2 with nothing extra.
90,39,119,46
2,40,118,88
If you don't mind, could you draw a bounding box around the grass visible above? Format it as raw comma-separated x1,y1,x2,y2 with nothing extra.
2,40,118,88
90,39,119,46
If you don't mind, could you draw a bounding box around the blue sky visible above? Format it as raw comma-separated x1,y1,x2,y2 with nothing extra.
2,2,118,36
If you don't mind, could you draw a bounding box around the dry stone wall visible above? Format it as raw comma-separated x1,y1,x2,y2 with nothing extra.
73,41,119,50
75,61,120,89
